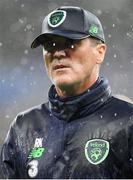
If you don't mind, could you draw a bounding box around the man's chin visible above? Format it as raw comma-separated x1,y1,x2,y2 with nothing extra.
53,78,74,88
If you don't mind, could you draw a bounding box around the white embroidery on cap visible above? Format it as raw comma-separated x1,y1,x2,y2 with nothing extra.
48,10,66,28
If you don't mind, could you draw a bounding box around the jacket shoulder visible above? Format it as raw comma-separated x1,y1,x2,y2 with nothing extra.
111,96,133,110
105,96,133,117
98,96,133,121
11,102,50,130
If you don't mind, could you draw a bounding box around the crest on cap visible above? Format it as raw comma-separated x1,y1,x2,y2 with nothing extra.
85,139,109,165
48,10,66,28
89,25,99,35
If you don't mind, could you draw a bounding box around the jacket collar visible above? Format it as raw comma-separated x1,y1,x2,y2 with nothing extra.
48,77,112,121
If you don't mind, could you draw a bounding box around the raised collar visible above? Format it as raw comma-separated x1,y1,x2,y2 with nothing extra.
48,77,112,121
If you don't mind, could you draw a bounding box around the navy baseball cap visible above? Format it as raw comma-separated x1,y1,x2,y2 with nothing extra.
31,6,105,49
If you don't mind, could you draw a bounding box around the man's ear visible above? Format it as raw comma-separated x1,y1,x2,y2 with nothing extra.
96,43,107,64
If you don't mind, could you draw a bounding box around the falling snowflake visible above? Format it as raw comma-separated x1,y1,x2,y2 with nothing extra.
26,24,32,30
126,32,132,38
30,66,34,71
24,49,28,54
13,100,17,104
112,45,116,48
100,115,103,119
120,122,123,126
108,34,112,38
112,24,115,27
113,54,117,58
21,4,25,8
0,42,3,47
130,158,132,162
100,98,104,102
5,115,10,119
106,62,110,66
2,79,5,83
97,10,102,15
48,149,53,154
114,113,117,117
19,18,24,24
10,83,14,87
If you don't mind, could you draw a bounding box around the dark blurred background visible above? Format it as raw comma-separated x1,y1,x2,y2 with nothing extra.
0,0,133,165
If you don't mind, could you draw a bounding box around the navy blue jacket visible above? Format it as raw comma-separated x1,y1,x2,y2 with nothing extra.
1,77,133,179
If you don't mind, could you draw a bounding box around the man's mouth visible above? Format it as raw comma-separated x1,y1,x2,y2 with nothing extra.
53,64,70,70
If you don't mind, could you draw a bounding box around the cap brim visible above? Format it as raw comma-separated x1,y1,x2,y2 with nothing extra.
31,31,90,49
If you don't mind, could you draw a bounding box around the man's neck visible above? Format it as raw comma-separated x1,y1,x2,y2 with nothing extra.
55,76,99,99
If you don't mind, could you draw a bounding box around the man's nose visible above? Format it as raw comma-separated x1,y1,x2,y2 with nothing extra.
53,49,66,59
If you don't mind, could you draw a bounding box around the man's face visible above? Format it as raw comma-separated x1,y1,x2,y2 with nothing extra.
43,35,106,95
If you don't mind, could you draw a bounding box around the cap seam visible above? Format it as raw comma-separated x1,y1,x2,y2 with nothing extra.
81,8,85,33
